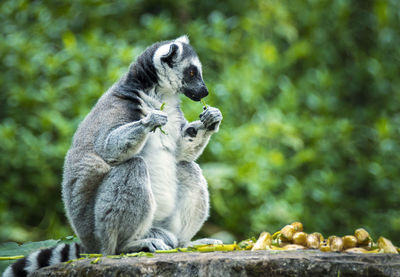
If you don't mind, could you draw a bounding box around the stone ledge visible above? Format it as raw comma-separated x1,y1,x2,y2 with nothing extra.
31,250,400,277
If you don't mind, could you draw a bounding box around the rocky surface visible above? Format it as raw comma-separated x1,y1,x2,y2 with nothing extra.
31,250,400,277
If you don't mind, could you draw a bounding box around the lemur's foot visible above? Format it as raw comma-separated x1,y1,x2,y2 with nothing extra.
144,227,178,249
199,107,222,131
185,238,223,247
121,238,172,253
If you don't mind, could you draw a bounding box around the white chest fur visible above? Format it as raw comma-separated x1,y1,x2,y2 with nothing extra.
140,98,182,221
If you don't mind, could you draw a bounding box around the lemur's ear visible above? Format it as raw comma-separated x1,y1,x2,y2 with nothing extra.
175,35,190,44
161,43,179,68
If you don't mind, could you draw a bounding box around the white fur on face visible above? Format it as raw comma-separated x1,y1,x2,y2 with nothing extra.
190,57,203,78
153,42,184,94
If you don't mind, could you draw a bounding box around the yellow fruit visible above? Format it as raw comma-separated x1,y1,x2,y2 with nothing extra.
292,232,308,246
282,244,306,250
319,243,331,252
311,232,324,242
344,247,368,253
290,222,304,232
354,228,371,245
377,237,398,254
252,232,272,251
342,235,357,250
328,236,336,244
281,225,296,242
306,233,320,249
330,237,344,252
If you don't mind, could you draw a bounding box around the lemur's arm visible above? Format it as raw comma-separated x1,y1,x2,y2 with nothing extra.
177,107,222,162
96,110,167,164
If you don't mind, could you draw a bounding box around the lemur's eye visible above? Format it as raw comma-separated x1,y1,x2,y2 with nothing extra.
189,67,198,78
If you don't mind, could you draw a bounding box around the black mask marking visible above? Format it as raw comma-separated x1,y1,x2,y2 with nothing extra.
182,65,208,101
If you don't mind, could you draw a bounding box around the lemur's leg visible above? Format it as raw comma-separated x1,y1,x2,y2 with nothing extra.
94,157,158,255
168,161,211,246
169,107,223,246
62,153,110,253
96,110,167,164
170,106,223,246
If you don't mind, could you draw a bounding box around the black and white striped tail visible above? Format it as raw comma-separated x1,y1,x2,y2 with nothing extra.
2,243,80,277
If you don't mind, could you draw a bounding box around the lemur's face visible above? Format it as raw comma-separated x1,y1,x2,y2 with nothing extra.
153,36,208,101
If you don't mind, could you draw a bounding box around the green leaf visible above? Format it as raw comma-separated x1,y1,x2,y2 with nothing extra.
160,102,166,111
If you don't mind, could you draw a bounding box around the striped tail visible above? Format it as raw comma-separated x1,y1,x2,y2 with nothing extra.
2,243,80,277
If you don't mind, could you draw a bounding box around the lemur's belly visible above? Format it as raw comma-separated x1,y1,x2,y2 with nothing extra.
141,133,178,222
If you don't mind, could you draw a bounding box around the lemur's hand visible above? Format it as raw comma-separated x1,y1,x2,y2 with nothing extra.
142,110,168,129
199,106,222,132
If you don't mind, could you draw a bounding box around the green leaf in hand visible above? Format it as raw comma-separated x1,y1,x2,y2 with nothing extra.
151,102,168,135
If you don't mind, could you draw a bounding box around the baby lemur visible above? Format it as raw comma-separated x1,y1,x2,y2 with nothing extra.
3,36,222,277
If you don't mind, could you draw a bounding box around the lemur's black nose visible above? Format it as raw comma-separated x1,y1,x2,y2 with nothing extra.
199,86,209,99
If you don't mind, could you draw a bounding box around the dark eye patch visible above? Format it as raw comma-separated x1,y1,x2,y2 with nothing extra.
184,65,199,79
190,66,198,77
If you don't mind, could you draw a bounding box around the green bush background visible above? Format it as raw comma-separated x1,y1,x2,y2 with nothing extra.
1,0,400,245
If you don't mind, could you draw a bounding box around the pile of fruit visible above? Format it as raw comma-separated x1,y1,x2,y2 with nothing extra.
148,222,399,254
247,222,398,254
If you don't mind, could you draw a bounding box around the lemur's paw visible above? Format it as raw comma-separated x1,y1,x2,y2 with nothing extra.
199,107,222,132
143,238,171,252
185,238,224,247
124,238,172,253
143,110,168,129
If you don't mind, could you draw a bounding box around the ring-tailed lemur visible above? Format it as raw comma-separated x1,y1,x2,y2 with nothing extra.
3,35,223,277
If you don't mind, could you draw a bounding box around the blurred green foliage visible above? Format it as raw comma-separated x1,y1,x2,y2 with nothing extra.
1,0,400,245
